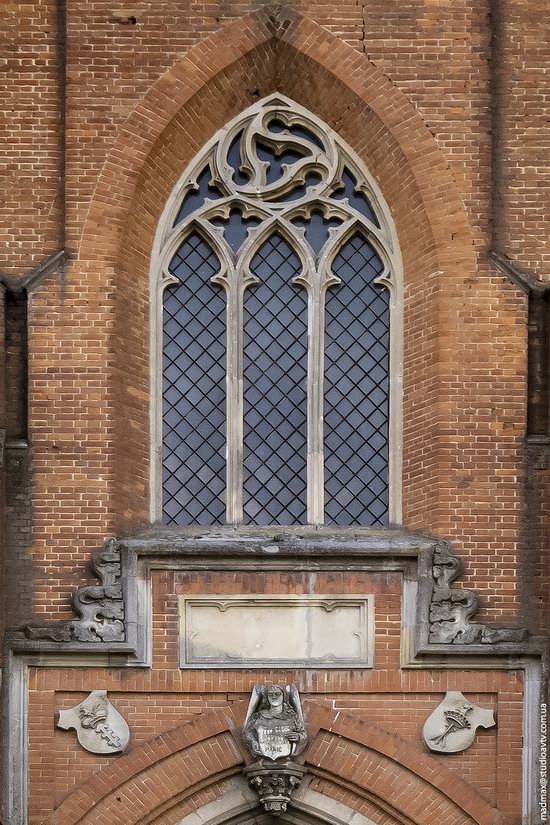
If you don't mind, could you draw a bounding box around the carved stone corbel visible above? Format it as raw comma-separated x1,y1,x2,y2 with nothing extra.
24,538,125,643
244,762,306,815
429,542,528,645
242,683,308,815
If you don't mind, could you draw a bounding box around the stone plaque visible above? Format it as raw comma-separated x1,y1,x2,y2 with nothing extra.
178,595,374,668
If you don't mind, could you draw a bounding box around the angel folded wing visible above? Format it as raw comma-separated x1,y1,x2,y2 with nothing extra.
244,683,264,727
286,684,304,730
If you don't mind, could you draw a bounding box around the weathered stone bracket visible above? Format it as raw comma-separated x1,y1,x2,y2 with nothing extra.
24,538,125,642
429,542,528,645
244,761,306,815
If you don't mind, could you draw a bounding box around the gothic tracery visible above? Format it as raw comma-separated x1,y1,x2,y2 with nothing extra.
153,94,401,526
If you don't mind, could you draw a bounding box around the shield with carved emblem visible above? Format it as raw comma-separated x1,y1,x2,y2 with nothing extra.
256,716,294,760
422,691,495,754
56,690,130,754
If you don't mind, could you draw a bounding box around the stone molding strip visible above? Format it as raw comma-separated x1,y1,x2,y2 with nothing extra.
0,250,67,293
490,250,549,296
14,526,540,659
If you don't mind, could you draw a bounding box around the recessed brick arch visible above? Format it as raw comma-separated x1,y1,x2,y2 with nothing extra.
303,704,509,825
40,705,247,825
76,9,476,535
40,703,508,825
78,10,473,268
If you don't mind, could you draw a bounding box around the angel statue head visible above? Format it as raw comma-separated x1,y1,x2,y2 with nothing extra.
242,683,308,762
266,685,284,711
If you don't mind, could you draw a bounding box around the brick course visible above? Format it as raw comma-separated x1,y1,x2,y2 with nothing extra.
2,2,548,823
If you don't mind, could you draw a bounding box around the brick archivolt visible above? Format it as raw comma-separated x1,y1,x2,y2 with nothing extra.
73,9,477,538
42,703,508,825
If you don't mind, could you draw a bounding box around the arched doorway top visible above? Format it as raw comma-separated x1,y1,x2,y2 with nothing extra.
42,703,509,825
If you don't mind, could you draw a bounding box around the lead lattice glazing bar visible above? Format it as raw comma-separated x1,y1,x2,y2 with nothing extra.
155,95,400,527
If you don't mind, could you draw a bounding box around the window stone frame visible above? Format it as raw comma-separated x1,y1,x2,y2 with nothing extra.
149,94,404,525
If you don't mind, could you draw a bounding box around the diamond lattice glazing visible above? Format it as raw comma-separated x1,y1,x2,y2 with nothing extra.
324,233,389,526
162,233,226,524
243,234,308,524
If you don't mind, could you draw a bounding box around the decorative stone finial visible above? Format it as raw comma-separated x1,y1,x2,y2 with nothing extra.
242,683,307,815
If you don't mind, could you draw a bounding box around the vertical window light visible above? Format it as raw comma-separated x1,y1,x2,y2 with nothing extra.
243,235,308,525
324,234,389,525
152,94,402,526
162,234,226,524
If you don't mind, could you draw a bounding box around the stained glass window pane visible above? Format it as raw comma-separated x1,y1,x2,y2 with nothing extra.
243,234,308,524
162,233,226,525
324,234,389,526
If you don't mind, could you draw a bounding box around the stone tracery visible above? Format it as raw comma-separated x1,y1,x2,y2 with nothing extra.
154,94,401,526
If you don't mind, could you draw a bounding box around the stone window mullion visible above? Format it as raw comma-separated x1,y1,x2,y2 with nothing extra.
151,94,402,527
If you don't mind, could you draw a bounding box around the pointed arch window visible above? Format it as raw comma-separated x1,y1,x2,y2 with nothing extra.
151,95,402,527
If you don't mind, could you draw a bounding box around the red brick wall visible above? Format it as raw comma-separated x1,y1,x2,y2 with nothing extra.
19,10,530,624
25,569,524,824
28,663,522,825
1,1,62,277
3,3,549,823
1,1,544,625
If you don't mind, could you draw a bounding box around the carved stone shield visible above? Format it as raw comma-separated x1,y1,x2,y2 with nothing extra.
256,716,295,760
422,691,495,754
56,690,130,754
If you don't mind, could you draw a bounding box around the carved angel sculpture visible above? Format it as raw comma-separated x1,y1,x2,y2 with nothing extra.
242,684,308,761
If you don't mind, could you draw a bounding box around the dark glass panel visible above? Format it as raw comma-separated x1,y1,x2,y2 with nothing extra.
291,211,343,255
330,167,380,227
266,119,325,150
324,233,389,525
173,166,222,226
227,131,251,186
271,172,323,203
256,142,307,185
243,234,308,524
210,208,261,254
162,233,226,524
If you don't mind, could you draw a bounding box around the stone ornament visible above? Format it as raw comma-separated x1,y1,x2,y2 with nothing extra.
56,690,130,754
25,538,125,643
422,691,495,754
20,534,529,652
243,683,307,760
429,542,527,645
246,765,306,816
242,683,307,815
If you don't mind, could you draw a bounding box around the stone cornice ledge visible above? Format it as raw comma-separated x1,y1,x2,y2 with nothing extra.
9,526,543,663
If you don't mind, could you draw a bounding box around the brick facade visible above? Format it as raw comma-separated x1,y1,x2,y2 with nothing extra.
1,2,549,824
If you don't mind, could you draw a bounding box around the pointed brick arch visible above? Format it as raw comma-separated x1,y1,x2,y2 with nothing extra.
40,703,508,825
79,10,474,271
78,10,478,535
80,12,470,268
